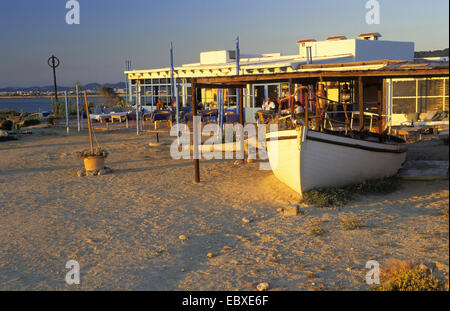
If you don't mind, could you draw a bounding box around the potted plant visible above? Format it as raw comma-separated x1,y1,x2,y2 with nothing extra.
76,91,110,173
77,147,108,171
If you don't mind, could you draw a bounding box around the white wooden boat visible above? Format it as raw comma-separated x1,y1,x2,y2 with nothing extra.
265,126,407,195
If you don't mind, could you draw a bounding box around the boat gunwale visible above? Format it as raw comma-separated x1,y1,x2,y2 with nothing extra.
265,130,407,154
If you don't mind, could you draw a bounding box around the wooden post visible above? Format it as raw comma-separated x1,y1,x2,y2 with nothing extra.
314,83,321,131
358,76,364,132
83,91,94,153
382,78,387,133
191,79,200,183
289,79,295,128
303,86,309,127
377,81,383,135
239,88,244,126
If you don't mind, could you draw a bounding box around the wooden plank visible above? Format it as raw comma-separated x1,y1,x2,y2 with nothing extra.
195,68,449,85
195,83,246,89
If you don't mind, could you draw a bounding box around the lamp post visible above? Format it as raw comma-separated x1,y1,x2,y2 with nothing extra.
48,55,60,115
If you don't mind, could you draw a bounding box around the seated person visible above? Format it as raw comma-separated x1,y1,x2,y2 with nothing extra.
156,98,164,110
294,101,304,114
268,98,276,111
262,98,269,111
170,97,177,111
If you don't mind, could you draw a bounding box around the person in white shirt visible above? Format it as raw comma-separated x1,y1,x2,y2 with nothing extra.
267,98,276,110
262,98,270,111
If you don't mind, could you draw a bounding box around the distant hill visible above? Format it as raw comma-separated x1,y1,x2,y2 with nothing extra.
0,82,126,93
415,48,449,58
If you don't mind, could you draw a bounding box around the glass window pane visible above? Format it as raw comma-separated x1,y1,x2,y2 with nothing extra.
418,97,443,113
393,80,416,97
418,79,443,97
393,98,416,114
445,79,449,97
254,86,265,108
268,85,279,99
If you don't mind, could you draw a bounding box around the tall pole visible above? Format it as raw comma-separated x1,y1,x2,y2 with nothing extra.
235,37,244,126
48,55,60,115
125,60,131,105
83,91,94,153
136,80,141,135
76,84,80,132
80,87,84,130
192,79,200,183
170,42,180,144
64,91,70,135
124,61,129,105
358,76,364,132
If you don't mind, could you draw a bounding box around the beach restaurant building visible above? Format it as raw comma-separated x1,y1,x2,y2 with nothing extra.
124,33,449,126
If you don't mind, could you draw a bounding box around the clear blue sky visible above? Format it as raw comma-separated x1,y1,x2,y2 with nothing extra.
0,0,448,87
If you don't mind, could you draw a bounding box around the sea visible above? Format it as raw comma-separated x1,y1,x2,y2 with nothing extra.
0,97,103,113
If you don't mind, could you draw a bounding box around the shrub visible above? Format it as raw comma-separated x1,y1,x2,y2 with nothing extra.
0,109,18,120
302,177,399,207
341,217,364,231
373,260,446,291
76,147,109,159
0,120,13,130
303,188,351,208
309,225,326,237
352,177,398,194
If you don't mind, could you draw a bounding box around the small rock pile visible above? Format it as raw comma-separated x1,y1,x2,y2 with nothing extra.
76,167,113,177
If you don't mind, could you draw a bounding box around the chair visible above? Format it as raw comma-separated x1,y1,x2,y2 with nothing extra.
153,111,173,130
257,111,273,124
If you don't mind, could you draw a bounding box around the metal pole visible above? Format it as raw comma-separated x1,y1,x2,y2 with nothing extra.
48,55,60,115
64,91,69,135
124,60,129,105
136,81,140,135
76,85,80,132
171,42,180,144
80,90,84,130
235,36,243,126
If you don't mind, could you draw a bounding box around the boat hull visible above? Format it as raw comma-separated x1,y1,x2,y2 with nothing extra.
266,128,407,195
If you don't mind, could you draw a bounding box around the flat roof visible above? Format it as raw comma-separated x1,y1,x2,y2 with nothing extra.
194,60,449,86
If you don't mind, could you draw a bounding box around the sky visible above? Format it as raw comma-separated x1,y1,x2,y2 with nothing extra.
0,0,448,88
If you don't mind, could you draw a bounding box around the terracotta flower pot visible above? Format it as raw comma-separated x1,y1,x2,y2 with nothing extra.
83,156,105,171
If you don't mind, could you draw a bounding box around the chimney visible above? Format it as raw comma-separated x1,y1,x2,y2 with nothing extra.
326,35,347,41
358,32,382,40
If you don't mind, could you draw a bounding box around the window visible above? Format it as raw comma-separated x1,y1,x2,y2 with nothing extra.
392,78,449,114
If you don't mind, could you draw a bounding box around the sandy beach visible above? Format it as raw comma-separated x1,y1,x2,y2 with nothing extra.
0,126,448,291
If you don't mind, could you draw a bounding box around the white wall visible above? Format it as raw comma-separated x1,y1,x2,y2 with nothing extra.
200,50,232,65
300,39,356,59
298,38,415,62
355,40,414,61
